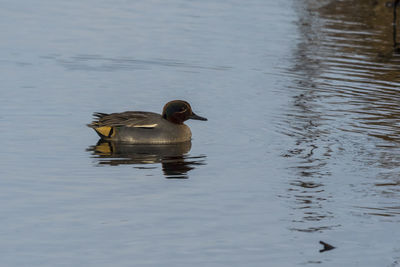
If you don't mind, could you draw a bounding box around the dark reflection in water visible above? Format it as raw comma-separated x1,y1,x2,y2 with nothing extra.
280,0,400,231
87,140,206,179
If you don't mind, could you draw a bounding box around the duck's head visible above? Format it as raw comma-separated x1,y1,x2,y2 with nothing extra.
162,100,207,124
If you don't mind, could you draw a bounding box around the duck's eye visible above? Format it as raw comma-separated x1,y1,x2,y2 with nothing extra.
180,107,186,112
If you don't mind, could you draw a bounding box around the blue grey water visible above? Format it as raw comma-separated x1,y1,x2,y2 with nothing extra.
1,0,400,266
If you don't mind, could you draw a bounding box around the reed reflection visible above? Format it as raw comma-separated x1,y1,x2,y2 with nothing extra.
306,0,400,219
87,140,206,179
281,0,400,230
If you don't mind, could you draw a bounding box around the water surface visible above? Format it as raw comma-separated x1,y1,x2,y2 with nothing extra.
1,0,400,266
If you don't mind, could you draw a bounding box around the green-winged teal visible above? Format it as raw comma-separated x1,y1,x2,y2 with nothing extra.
87,100,207,144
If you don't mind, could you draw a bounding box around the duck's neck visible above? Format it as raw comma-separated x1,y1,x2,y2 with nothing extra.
163,113,185,124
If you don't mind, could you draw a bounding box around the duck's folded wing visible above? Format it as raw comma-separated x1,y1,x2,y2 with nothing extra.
89,111,160,128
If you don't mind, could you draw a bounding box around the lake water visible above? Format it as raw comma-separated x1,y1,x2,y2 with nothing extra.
1,0,400,266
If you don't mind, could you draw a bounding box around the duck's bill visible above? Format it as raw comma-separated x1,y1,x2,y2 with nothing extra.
190,113,208,121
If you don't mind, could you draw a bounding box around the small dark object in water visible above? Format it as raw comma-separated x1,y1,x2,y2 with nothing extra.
319,241,335,253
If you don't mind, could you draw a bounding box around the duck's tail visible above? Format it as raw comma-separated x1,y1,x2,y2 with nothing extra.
87,112,115,138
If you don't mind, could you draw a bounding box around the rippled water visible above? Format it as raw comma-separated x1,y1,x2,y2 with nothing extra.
1,0,400,266
283,0,400,218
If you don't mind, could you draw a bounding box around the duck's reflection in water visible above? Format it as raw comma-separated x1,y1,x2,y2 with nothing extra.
87,140,206,179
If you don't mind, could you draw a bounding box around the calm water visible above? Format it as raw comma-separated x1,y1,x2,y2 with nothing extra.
1,0,400,266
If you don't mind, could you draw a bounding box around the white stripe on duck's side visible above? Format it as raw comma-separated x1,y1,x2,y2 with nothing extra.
133,124,158,128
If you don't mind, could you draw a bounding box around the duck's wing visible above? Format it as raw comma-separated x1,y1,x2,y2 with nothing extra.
88,111,160,128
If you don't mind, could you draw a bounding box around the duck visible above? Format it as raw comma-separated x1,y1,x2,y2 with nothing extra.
87,100,207,144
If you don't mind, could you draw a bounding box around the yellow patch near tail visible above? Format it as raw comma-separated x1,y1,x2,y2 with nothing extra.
95,126,115,137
